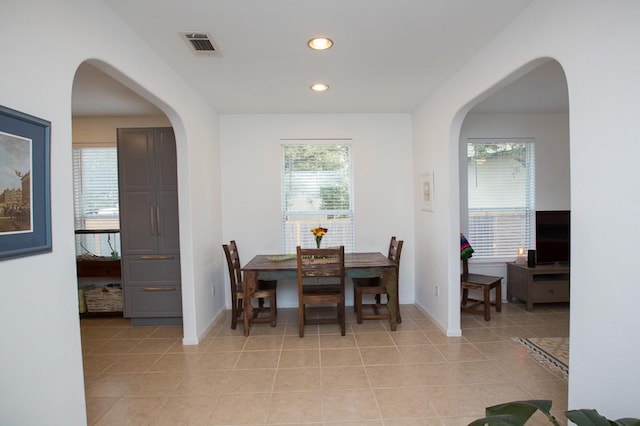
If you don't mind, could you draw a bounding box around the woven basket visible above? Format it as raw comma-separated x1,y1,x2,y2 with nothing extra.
84,284,123,312
78,289,86,313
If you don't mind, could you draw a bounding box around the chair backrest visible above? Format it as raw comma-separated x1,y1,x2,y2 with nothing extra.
461,257,469,279
388,236,403,265
296,245,345,289
387,236,404,293
222,240,242,292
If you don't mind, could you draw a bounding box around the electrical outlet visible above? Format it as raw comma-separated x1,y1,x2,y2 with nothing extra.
435,285,439,297
210,285,215,296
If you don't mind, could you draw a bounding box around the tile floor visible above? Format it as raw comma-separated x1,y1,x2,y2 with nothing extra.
82,302,569,425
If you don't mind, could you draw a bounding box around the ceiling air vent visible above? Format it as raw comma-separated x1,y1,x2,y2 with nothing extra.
181,32,216,54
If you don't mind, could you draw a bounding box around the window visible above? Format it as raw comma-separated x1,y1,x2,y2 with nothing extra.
72,146,120,256
282,142,355,253
467,138,535,258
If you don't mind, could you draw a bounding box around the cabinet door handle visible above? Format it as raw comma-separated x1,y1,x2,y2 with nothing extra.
156,206,161,236
140,255,174,260
143,287,177,292
149,206,156,236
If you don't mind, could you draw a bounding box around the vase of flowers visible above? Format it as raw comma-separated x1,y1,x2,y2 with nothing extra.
310,226,328,248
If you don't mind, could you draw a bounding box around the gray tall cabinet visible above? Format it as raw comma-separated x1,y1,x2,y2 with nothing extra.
117,127,182,325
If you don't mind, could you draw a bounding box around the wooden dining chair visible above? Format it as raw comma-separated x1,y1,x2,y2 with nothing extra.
460,257,502,321
296,245,346,337
353,236,403,324
222,240,277,329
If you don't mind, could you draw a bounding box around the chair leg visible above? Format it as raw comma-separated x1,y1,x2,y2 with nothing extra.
353,291,357,312
238,299,244,321
461,287,469,305
495,283,502,313
231,297,238,330
273,291,278,315
270,292,277,327
232,296,243,330
395,294,402,323
355,288,364,324
298,304,305,337
372,300,381,316
483,286,491,321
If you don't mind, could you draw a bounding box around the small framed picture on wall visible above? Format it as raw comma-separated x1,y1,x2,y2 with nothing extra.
420,172,434,212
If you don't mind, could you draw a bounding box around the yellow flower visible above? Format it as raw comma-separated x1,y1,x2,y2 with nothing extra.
310,227,328,248
310,227,328,237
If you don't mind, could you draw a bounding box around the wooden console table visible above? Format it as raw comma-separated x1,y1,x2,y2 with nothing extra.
506,262,570,310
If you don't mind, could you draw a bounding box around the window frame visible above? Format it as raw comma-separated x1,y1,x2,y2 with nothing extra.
465,138,536,260
281,141,355,253
72,143,120,257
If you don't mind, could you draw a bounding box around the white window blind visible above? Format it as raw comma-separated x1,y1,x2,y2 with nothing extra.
467,138,535,258
72,146,120,256
282,142,355,253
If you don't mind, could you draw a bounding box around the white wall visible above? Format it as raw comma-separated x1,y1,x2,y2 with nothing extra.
219,114,415,308
458,112,570,286
413,0,640,417
0,1,223,424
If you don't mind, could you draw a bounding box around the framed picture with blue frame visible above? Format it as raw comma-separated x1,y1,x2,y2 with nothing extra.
0,104,51,260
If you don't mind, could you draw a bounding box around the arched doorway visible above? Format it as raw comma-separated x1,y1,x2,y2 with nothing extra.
458,58,569,320
72,62,183,423
457,58,570,394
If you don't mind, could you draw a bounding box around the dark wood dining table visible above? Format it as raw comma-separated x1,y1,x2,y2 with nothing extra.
241,252,398,336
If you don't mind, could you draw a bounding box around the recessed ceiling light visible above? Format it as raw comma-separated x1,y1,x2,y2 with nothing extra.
310,83,329,92
308,37,333,51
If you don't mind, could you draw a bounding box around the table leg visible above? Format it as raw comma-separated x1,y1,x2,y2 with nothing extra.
243,270,257,337
495,280,502,313
383,267,398,331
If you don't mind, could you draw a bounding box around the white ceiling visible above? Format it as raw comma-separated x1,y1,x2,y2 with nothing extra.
72,0,568,117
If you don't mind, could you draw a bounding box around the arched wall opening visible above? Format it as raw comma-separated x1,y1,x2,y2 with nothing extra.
453,57,570,334
71,59,195,338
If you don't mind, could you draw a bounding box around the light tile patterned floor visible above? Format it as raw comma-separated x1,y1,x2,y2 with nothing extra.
82,302,569,425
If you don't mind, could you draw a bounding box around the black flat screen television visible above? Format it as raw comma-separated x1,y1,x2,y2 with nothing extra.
535,210,570,265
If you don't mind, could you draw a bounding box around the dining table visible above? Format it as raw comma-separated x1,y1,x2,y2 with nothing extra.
241,252,399,336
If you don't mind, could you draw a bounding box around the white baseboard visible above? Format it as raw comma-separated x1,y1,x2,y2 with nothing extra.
414,301,461,337
182,307,227,346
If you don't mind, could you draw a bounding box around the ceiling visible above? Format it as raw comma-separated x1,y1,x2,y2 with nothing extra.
72,0,568,117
